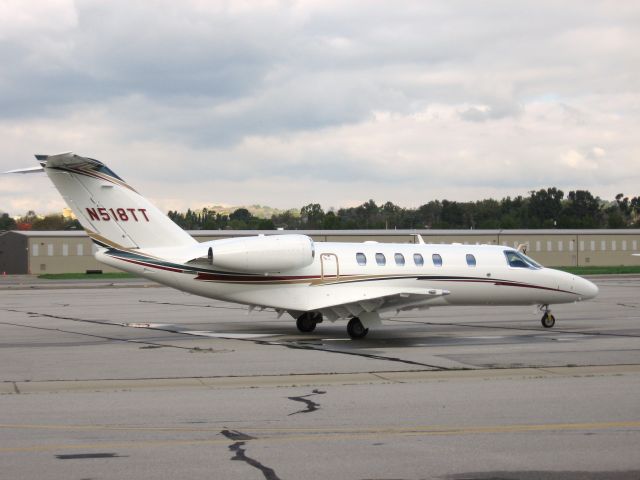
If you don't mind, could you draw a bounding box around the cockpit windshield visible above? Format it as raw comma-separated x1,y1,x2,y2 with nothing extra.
504,250,542,269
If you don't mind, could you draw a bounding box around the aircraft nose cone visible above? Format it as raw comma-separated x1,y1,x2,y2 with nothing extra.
577,276,599,300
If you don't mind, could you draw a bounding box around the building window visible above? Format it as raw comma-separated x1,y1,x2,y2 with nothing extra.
546,241,552,251
558,241,563,252
579,240,585,251
32,244,39,257
413,253,424,267
47,244,53,256
634,240,638,251
375,253,386,266
77,244,84,256
535,241,541,252
466,254,477,267
590,240,595,251
394,253,405,266
569,241,574,252
432,253,443,267
356,252,366,266
601,240,606,251
622,240,627,251
611,240,617,251
62,244,68,256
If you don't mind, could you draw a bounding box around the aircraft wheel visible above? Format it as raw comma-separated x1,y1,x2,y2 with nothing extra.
296,313,318,333
541,312,556,328
347,317,369,339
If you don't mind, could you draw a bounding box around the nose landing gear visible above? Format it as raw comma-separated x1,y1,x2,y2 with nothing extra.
539,305,556,328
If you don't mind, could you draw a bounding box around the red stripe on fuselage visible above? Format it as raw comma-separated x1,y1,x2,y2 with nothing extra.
107,252,576,295
111,255,183,273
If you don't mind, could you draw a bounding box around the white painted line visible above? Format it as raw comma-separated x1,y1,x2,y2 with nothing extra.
467,336,506,340
121,322,277,339
186,331,277,339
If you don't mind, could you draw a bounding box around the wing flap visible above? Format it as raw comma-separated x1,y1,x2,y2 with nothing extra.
315,288,449,320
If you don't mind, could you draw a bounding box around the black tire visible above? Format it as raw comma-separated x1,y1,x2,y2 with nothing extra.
541,312,555,328
296,313,317,333
347,317,369,339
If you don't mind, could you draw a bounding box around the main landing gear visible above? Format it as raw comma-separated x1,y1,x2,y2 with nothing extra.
540,305,556,328
296,312,323,333
347,317,369,340
295,313,370,339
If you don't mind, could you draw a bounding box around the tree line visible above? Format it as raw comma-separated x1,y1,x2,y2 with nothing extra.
2,188,639,232
0,210,81,231
167,188,640,230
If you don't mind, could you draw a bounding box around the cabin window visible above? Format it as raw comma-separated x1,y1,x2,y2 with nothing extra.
394,253,405,266
466,254,476,267
504,250,542,269
375,253,386,266
356,252,367,266
413,253,424,267
432,253,442,267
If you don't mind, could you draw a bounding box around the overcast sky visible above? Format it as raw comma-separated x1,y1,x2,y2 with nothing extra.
1,0,639,215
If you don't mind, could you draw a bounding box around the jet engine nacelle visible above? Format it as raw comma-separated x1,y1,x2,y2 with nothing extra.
204,234,315,273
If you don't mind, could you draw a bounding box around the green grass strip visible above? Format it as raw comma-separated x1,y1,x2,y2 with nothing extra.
38,272,136,280
555,265,640,275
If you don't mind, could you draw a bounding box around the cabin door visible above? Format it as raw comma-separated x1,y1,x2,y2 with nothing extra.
320,253,340,282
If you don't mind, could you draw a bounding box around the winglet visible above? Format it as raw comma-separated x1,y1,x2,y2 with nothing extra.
413,233,425,244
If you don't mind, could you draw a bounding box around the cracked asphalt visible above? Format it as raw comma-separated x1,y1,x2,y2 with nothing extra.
1,275,640,479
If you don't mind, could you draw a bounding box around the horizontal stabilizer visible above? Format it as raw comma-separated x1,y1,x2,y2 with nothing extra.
3,166,44,174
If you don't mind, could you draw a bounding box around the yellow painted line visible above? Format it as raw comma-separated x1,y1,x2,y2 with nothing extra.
8,364,640,394
2,420,640,435
1,420,639,453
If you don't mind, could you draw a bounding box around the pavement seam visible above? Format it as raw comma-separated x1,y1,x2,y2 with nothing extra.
386,317,640,338
369,372,400,383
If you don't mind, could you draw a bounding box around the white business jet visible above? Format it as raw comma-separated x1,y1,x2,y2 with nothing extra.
10,153,598,339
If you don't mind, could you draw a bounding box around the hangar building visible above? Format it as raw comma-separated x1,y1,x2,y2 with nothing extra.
1,229,639,275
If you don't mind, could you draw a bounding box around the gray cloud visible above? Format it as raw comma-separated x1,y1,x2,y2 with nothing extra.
1,1,639,213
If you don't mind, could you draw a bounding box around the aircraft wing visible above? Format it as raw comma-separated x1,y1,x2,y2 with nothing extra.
310,287,450,321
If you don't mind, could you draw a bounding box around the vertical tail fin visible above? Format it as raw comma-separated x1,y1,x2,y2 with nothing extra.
39,153,196,249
